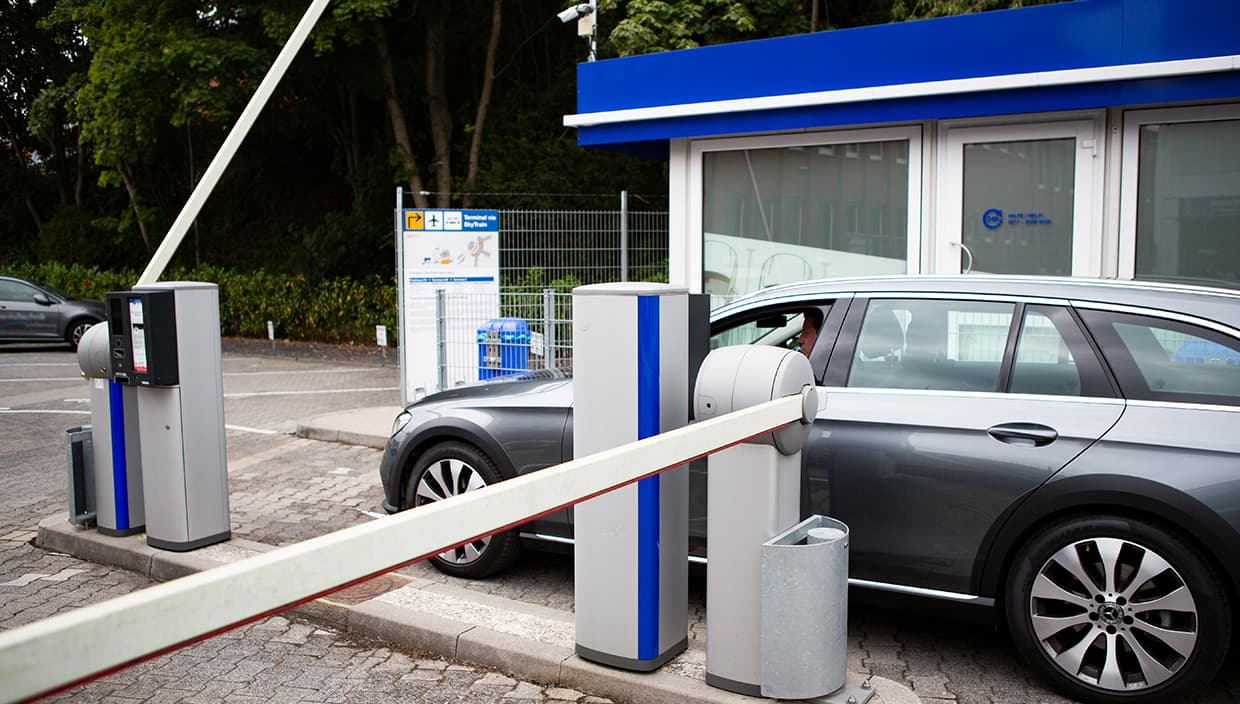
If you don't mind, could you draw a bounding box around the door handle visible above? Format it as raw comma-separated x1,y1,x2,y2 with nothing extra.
987,422,1058,447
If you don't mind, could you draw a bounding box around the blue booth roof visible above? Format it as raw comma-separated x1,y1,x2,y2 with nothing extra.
565,0,1240,158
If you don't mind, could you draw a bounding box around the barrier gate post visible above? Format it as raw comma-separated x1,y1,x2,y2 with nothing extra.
572,283,689,671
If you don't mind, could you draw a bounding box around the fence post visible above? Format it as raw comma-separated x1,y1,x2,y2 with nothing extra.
435,289,447,392
542,288,556,370
620,190,629,282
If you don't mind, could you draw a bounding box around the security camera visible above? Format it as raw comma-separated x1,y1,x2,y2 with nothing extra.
557,3,593,23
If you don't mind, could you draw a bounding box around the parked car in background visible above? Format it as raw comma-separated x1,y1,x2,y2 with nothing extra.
0,275,106,350
381,275,1240,704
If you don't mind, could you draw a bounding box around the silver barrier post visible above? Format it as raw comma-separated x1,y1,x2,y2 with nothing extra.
572,282,689,671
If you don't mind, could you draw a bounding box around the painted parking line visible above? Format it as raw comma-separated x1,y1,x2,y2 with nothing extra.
225,424,280,435
224,387,397,399
0,409,90,415
0,377,84,383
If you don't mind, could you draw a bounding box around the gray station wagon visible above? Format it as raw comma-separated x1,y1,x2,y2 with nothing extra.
380,275,1240,704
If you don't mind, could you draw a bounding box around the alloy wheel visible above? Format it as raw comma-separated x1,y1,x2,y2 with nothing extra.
414,457,490,565
1028,536,1198,692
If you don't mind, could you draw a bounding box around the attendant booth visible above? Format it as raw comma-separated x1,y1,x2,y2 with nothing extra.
564,0,1240,299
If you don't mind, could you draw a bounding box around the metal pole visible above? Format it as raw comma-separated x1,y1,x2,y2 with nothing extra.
436,289,447,392
620,190,629,282
396,188,406,405
543,288,556,370
137,0,332,285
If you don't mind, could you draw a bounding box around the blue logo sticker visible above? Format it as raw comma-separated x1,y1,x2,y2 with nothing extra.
982,208,1003,230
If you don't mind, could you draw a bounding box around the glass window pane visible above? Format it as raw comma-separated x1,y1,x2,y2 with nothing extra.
1135,119,1240,289
1011,310,1081,396
848,299,1013,392
1114,321,1240,399
702,140,910,301
962,139,1074,275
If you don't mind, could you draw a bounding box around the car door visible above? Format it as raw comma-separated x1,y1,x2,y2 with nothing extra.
808,296,1124,595
0,279,59,341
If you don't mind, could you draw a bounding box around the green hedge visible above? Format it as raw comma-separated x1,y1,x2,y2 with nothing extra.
2,262,397,345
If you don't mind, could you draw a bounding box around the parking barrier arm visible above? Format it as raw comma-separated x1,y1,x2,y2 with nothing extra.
0,389,819,704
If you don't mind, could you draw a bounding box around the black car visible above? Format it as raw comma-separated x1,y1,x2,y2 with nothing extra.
0,275,106,350
381,275,1240,704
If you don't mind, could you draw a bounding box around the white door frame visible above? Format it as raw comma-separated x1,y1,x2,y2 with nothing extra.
934,118,1105,276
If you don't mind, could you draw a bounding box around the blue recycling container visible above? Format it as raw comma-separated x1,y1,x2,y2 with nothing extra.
478,318,531,380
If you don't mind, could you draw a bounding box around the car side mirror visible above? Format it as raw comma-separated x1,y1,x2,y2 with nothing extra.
32,293,53,306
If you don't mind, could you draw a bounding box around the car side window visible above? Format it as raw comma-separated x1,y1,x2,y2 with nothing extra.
847,299,1014,392
1080,310,1240,406
1009,306,1112,397
0,280,39,303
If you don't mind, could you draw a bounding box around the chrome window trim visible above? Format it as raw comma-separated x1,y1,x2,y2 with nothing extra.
823,386,1126,406
1124,398,1240,414
860,291,1062,306
1070,300,1240,339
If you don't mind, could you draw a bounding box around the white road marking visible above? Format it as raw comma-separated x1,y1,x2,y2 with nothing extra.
0,362,79,367
222,368,378,376
0,409,90,415
0,377,83,383
225,424,279,435
224,387,396,399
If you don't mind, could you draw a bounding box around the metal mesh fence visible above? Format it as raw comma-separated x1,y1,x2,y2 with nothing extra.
433,290,573,389
498,209,669,289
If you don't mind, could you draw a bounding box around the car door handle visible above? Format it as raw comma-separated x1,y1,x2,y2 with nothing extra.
987,423,1058,447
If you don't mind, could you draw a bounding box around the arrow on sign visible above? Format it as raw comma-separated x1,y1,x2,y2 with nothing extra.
405,211,424,230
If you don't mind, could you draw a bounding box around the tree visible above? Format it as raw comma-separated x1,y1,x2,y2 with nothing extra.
891,0,1064,21
601,0,809,57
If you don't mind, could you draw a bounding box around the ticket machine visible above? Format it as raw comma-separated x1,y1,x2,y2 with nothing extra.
105,282,230,551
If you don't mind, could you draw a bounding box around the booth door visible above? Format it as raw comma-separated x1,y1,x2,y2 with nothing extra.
934,121,1102,277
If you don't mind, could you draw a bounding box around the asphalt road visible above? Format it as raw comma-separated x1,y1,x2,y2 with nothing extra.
2,341,1238,704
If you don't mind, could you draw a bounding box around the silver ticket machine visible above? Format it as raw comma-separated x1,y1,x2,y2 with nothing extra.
572,283,689,671
77,323,145,536
105,282,230,551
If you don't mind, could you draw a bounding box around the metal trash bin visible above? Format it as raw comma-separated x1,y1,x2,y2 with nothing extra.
65,426,96,526
477,318,531,379
761,514,851,700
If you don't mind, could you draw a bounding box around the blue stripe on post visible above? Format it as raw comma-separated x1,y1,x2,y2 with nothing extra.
636,295,660,661
108,381,130,530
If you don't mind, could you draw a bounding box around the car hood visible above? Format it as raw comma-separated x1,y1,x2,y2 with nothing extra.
407,372,575,411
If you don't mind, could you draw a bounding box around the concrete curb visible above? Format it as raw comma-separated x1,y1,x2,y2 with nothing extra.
36,515,922,704
294,407,399,450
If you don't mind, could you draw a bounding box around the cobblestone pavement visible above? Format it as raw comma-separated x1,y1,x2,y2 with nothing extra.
4,343,1238,703
0,345,611,703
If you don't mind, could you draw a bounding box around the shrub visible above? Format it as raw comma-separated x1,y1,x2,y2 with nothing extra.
0,262,397,345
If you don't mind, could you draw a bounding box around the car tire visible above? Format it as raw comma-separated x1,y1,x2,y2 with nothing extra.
66,319,96,351
1005,514,1231,704
403,441,521,579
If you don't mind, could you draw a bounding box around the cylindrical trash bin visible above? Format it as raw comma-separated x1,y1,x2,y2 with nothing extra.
760,514,850,700
477,318,530,379
65,426,96,526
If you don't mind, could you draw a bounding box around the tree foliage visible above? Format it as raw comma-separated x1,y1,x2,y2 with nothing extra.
3,0,1040,279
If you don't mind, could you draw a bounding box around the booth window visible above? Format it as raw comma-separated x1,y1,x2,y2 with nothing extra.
1133,114,1240,289
701,137,912,299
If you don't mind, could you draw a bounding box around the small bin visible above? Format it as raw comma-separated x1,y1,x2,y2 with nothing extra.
760,515,849,700
477,318,531,380
65,426,96,526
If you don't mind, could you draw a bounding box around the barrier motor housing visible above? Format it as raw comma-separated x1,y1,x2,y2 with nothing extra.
106,290,179,386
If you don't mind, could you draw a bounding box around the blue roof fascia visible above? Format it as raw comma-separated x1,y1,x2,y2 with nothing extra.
573,0,1240,148
575,71,1240,149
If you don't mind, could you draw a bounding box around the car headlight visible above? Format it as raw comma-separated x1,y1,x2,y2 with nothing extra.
391,410,413,435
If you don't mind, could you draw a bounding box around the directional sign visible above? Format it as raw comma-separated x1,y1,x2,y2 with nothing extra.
398,208,502,402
